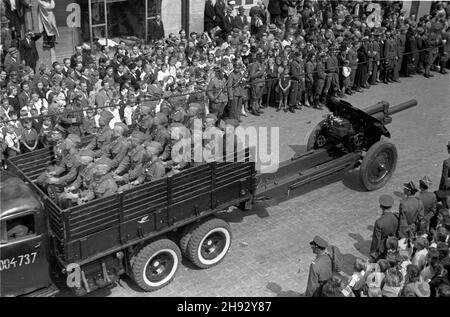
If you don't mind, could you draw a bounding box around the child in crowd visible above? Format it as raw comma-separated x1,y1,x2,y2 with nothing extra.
277,67,291,112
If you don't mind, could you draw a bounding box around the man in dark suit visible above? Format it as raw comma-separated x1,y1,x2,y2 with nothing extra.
204,0,217,34
221,6,235,37
215,0,227,27
234,6,249,30
149,15,165,42
19,30,41,72
2,0,31,38
370,195,399,261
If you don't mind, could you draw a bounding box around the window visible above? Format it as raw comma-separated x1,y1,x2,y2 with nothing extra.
0,214,35,244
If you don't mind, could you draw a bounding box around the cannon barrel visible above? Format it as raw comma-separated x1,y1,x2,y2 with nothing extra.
387,99,418,116
363,99,417,123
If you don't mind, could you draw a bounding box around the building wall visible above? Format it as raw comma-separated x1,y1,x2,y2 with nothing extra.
161,0,182,36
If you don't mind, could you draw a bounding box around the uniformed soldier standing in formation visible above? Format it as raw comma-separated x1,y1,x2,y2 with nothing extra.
227,61,245,122
207,66,228,120
439,141,450,191
398,181,425,238
248,52,266,116
370,195,399,261
418,176,438,228
305,235,339,297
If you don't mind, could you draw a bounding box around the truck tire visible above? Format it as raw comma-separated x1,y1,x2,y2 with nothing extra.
306,120,327,151
186,218,232,269
360,140,398,191
130,239,181,292
179,223,196,256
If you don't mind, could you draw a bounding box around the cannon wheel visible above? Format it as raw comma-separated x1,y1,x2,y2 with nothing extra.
306,120,327,151
360,140,398,191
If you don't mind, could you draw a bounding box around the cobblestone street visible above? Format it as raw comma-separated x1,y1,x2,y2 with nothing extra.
92,73,449,297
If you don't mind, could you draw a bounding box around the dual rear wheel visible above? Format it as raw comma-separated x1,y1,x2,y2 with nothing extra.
130,217,232,292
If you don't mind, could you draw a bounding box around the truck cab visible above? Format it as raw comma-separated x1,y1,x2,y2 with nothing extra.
0,171,54,297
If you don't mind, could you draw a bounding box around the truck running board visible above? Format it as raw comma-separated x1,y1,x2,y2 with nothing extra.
23,284,59,297
255,152,361,202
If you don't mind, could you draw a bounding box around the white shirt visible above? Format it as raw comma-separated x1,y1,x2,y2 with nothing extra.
108,108,122,129
123,105,137,126
10,0,17,11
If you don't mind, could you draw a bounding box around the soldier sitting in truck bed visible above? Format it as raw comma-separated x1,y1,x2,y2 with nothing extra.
77,157,118,205
56,149,96,206
36,134,82,190
148,112,171,161
117,141,166,192
84,111,114,156
165,123,192,176
112,131,150,186
98,122,130,169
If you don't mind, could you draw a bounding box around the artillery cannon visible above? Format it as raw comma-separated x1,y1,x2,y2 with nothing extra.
255,98,417,201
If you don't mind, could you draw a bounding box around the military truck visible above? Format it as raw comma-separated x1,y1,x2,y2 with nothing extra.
0,98,417,296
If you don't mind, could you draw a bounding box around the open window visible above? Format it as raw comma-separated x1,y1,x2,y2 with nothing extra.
0,214,35,244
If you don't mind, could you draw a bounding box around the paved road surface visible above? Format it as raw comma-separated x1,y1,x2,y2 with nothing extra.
84,73,449,297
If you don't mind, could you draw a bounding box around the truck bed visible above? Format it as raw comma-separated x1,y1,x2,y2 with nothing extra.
8,148,256,265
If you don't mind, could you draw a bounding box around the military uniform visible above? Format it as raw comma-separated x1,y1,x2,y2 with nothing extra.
115,145,147,183
315,56,327,104
248,59,265,113
383,36,397,82
101,135,130,169
419,191,437,222
149,125,171,161
439,145,450,190
370,195,399,260
398,195,425,238
227,69,245,121
82,174,118,202
289,58,305,108
207,73,228,120
347,47,358,89
369,38,381,84
304,236,334,297
323,53,340,97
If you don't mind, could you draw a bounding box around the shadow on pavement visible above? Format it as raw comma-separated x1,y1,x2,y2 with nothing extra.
218,204,270,224
266,282,303,297
348,233,372,258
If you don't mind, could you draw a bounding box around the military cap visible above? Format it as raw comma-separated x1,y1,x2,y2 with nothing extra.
403,181,418,194
79,149,96,158
238,6,245,12
419,176,432,189
98,111,114,124
206,113,218,122
114,122,129,133
225,118,239,128
309,235,328,249
155,112,169,125
171,109,185,123
379,194,394,208
7,47,18,54
129,131,148,143
96,157,114,167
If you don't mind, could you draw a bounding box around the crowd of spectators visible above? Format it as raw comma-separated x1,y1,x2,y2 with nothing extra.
0,0,449,185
